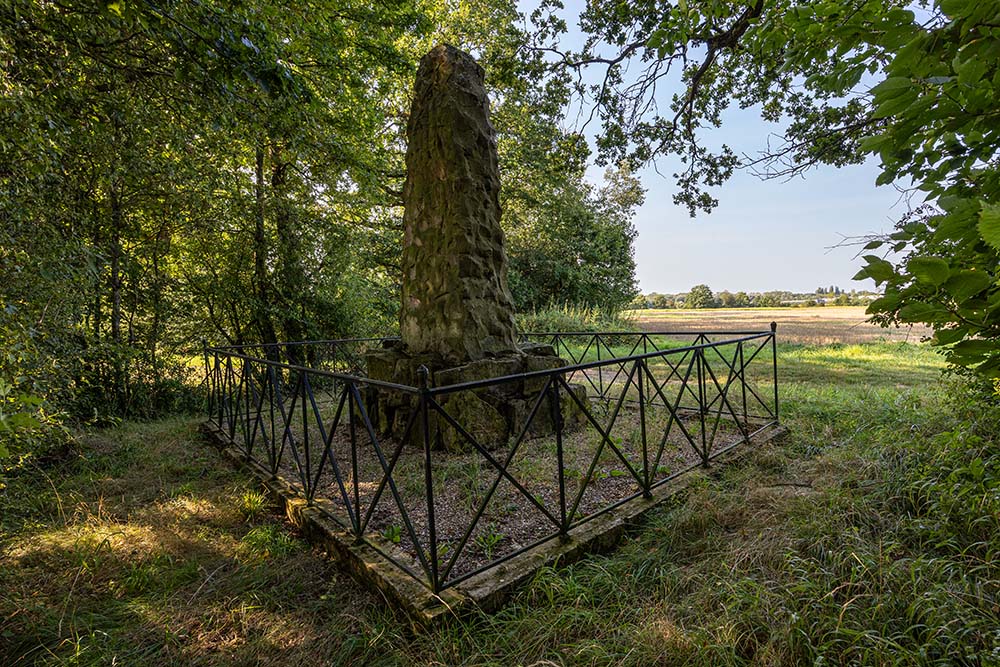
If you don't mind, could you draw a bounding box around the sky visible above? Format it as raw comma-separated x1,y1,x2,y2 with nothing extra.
621,133,906,295
524,1,912,295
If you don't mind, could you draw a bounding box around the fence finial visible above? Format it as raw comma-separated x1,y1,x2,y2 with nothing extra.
770,321,777,332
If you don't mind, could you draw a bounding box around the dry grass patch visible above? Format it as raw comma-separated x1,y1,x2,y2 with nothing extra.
0,418,397,667
631,306,932,345
3,343,997,666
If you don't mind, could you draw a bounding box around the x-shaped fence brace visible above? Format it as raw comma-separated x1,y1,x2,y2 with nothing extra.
206,329,779,592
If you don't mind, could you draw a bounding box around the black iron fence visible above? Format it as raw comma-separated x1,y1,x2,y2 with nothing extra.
205,327,779,593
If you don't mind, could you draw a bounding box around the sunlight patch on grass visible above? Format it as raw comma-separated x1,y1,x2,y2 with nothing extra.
3,341,999,666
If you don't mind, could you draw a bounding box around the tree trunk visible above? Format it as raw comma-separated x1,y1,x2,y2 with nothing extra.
253,145,280,362
91,199,103,341
270,146,306,367
108,175,127,408
109,182,122,345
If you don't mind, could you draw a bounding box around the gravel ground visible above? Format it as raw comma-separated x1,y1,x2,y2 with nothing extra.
269,394,753,583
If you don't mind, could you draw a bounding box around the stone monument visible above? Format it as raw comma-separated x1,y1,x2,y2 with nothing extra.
366,44,583,450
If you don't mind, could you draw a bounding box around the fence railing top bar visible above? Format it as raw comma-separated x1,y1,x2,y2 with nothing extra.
214,336,398,352
428,331,773,396
210,330,775,353
521,330,774,337
208,330,774,395
643,330,775,336
213,330,776,349
204,348,423,395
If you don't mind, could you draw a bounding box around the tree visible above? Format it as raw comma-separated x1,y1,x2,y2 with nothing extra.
533,0,1000,377
505,165,642,313
649,293,673,309
1,0,645,432
0,0,429,418
685,284,716,309
718,290,749,308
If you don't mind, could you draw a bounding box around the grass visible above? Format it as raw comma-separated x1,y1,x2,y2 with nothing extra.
2,341,998,666
632,306,934,345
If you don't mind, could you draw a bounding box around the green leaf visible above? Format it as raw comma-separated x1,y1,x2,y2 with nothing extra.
870,77,912,94
935,208,977,241
898,301,940,322
859,255,895,284
873,89,919,119
859,134,887,152
907,256,951,286
866,293,901,313
978,202,1000,251
875,170,896,186
1,412,41,431
932,326,968,345
944,270,993,302
950,339,996,360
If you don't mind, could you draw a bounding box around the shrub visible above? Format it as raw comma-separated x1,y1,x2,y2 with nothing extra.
0,379,72,473
515,304,635,334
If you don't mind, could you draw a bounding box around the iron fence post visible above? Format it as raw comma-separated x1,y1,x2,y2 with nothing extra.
596,333,604,399
202,339,211,418
418,365,440,592
348,380,361,542
301,371,312,500
266,364,278,476
217,351,224,429
739,342,748,426
243,356,253,456
549,377,568,537
770,321,779,422
696,348,709,467
638,359,651,498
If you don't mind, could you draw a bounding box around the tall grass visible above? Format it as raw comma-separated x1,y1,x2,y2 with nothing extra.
516,304,635,334
2,343,998,666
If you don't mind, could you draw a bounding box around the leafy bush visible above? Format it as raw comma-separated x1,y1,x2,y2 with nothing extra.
65,342,203,423
515,304,635,334
0,313,74,471
0,379,71,472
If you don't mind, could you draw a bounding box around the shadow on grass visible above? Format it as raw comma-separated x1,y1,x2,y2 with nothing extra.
0,418,401,667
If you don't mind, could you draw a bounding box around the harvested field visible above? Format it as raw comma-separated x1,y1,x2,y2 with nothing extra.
630,306,932,345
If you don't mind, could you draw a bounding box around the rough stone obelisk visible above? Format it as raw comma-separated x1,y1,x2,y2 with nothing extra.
366,45,582,449
399,44,519,363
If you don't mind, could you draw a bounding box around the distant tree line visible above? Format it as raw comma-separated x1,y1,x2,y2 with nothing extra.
632,285,880,309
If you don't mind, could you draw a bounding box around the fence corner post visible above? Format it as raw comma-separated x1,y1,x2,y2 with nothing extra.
770,322,779,423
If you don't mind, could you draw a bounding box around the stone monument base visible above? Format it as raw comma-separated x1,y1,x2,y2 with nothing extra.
365,342,587,452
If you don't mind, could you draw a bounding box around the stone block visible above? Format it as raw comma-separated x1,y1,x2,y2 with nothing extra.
503,396,554,438
365,351,399,385
562,383,590,427
434,356,525,388
523,354,566,394
519,341,557,357
438,390,509,452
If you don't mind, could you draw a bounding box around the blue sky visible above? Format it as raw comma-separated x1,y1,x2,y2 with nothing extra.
621,134,905,295
528,1,910,295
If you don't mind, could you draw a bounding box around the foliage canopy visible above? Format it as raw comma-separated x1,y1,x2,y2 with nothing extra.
533,0,1000,376
0,0,642,459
